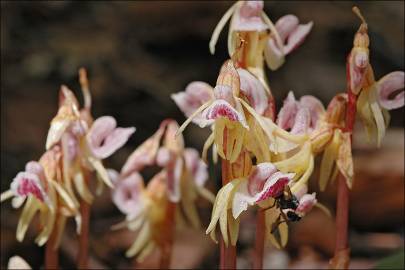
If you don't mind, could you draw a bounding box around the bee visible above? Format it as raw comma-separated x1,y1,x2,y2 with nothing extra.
262,185,302,233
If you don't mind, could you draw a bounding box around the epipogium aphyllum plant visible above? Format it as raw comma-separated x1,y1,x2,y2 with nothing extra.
174,2,404,269
109,119,214,268
1,2,403,270
1,69,135,269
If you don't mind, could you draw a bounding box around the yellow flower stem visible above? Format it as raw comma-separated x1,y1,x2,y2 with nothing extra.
159,201,176,269
77,169,91,269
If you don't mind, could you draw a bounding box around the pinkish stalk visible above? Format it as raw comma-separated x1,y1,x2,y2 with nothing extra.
77,201,90,268
330,63,358,269
77,170,91,269
159,201,176,269
253,210,265,269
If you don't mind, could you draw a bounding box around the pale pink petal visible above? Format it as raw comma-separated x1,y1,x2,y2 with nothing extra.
275,15,299,41
377,71,404,110
233,1,268,32
290,107,311,135
61,132,78,162
232,180,256,219
162,120,184,152
238,68,269,115
25,161,46,184
299,95,325,128
166,157,183,203
203,100,245,123
171,81,213,125
107,169,120,185
247,163,277,196
284,22,313,54
265,15,312,70
232,170,294,219
112,172,144,217
349,50,369,94
156,147,175,167
10,172,48,203
295,192,317,215
213,85,236,106
264,38,285,70
69,119,87,137
87,116,135,159
184,148,208,187
277,91,298,130
121,126,165,176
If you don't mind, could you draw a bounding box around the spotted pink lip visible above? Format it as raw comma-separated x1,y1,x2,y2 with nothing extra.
17,177,44,202
255,177,289,202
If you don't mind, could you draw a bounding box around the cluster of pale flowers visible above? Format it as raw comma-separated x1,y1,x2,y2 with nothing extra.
2,1,404,266
109,119,214,261
1,70,135,249
173,0,404,248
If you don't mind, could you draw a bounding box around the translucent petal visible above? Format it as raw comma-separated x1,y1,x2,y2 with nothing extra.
209,2,238,54
336,132,354,189
202,132,215,163
88,156,113,188
122,124,166,175
369,84,386,147
284,22,313,54
377,71,404,110
238,68,268,115
171,81,214,126
176,100,213,134
126,222,151,258
112,172,144,216
87,116,135,159
136,242,155,263
319,130,341,191
206,179,241,240
16,196,39,242
0,190,14,202
228,210,240,246
7,256,32,270
73,171,94,204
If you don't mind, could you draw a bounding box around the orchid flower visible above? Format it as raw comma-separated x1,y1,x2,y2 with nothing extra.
206,162,322,249
176,60,251,163
209,1,312,74
111,119,213,261
1,147,79,248
111,171,169,261
45,72,135,211
345,8,405,147
357,70,404,146
1,70,135,251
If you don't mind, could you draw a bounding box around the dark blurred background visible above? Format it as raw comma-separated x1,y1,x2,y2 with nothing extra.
1,1,404,269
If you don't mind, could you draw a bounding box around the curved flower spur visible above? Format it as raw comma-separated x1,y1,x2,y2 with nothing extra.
1,69,135,268
110,119,214,265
